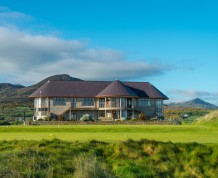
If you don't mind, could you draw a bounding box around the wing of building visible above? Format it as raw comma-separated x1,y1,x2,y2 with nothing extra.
29,80,168,121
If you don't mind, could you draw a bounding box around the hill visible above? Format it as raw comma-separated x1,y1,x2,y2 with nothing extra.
0,83,25,90
168,98,218,109
0,74,81,106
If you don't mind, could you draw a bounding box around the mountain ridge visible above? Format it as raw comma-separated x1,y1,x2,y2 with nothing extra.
0,74,81,106
168,98,217,109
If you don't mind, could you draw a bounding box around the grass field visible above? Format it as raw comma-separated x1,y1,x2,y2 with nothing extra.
0,124,217,144
1,112,218,177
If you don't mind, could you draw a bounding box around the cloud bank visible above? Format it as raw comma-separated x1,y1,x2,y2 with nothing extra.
0,26,170,85
166,89,218,105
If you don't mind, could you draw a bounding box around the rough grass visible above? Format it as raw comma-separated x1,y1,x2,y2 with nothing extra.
0,124,218,144
195,110,218,126
0,139,217,178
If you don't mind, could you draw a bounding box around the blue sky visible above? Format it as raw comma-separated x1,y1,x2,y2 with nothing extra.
0,0,218,105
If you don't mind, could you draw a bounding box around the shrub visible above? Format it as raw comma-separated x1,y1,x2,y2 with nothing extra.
137,113,148,121
44,114,51,121
0,120,11,125
57,115,65,121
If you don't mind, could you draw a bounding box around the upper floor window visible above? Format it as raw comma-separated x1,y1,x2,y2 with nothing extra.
139,98,151,107
99,98,105,108
156,99,163,116
82,98,95,107
66,98,77,108
156,99,162,108
53,98,66,106
34,98,48,108
34,98,39,108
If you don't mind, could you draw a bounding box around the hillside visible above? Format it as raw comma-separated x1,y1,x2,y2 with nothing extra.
0,83,25,90
0,74,81,106
195,110,218,126
168,98,218,109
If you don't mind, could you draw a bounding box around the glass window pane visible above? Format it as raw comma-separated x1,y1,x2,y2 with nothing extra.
82,98,95,106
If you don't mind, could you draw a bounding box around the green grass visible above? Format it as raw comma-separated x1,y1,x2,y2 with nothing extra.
0,125,217,144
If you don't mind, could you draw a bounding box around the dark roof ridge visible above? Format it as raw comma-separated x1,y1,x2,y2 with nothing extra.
29,80,168,99
46,80,151,83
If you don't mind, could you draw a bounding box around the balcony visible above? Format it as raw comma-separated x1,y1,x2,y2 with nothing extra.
99,101,135,109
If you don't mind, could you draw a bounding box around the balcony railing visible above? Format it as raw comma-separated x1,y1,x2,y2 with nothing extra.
99,102,134,109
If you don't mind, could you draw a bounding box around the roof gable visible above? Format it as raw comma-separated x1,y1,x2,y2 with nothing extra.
96,80,137,97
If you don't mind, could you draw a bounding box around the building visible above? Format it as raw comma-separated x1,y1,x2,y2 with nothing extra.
29,80,168,121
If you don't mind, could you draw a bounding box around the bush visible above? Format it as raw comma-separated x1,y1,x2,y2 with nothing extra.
0,120,11,125
44,115,51,121
137,113,148,121
57,115,65,121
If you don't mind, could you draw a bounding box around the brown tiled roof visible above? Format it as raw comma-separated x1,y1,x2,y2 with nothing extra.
96,80,137,98
29,80,168,99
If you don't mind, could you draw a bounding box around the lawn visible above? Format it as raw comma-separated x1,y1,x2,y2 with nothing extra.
0,124,217,144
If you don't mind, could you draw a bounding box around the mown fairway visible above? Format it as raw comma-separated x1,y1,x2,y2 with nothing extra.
0,124,217,144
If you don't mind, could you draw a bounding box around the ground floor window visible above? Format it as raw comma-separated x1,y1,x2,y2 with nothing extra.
70,113,77,120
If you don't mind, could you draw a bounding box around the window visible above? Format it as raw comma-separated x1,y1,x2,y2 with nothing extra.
156,99,163,116
53,98,66,106
34,98,39,108
66,98,77,108
156,99,162,108
38,108,48,111
120,98,125,108
41,98,45,107
99,98,105,108
73,98,77,108
82,98,95,107
70,113,77,120
139,98,151,107
107,98,120,107
89,113,94,120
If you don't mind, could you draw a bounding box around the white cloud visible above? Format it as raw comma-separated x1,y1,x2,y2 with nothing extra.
0,26,171,85
0,6,32,24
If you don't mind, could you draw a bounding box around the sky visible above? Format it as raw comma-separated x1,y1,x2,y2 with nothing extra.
0,0,218,105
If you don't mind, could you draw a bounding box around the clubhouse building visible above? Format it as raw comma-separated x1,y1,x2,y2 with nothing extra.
29,80,168,121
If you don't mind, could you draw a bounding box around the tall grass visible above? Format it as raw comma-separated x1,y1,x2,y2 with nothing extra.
195,110,218,126
0,139,217,177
